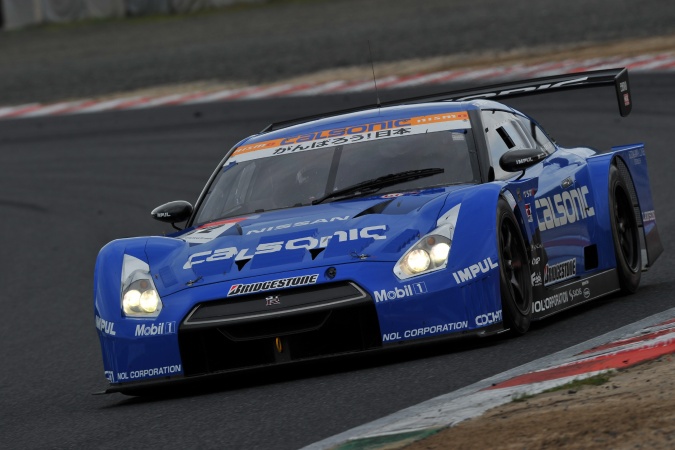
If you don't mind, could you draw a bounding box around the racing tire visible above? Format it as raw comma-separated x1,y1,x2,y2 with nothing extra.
497,198,532,335
608,164,641,294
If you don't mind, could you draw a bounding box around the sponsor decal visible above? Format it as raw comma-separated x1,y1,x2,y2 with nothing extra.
619,81,628,93
383,321,469,341
624,93,630,107
522,188,536,198
533,291,569,313
229,112,471,163
374,282,427,303
525,203,533,222
531,272,542,287
95,315,116,336
184,225,387,269
531,256,541,265
182,217,247,244
628,148,645,164
381,193,404,198
531,243,544,251
449,76,590,101
568,288,584,301
452,257,499,284
104,371,114,383
135,322,176,337
114,365,182,381
583,287,591,299
228,274,319,297
642,210,656,222
475,310,503,326
246,216,349,235
544,258,577,286
535,185,595,231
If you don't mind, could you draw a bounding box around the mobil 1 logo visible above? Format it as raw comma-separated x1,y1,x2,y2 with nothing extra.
374,282,428,303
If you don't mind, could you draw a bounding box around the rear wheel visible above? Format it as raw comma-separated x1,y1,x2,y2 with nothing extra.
609,164,641,294
497,198,532,335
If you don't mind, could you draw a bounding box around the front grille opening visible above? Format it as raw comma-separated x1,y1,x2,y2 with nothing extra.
179,300,381,376
219,310,331,341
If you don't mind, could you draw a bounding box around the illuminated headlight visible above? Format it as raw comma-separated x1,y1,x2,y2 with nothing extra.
394,226,452,280
121,254,162,317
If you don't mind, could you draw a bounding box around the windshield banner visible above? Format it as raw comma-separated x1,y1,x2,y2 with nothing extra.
229,111,471,163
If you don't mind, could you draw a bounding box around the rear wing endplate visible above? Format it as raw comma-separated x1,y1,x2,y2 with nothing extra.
264,68,631,132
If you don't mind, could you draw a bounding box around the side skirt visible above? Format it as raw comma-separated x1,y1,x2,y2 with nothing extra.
532,269,621,320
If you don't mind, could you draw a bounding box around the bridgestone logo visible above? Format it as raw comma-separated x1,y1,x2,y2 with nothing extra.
544,259,576,286
228,274,319,297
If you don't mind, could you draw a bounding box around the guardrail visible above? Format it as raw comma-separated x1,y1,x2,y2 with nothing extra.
0,0,265,30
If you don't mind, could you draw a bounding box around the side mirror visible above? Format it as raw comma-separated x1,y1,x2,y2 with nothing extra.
499,148,548,173
151,201,193,227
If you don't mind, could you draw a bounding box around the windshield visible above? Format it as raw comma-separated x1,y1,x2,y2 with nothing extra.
193,113,477,225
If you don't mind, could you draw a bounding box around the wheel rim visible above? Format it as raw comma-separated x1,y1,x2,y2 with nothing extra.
500,217,529,314
614,187,640,271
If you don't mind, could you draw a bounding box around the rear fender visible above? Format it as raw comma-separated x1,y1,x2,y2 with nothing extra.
588,144,662,270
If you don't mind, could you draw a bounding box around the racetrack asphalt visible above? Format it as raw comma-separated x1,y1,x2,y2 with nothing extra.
1,0,675,106
0,74,673,449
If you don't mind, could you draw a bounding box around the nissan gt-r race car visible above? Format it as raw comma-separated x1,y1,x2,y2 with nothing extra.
94,68,662,394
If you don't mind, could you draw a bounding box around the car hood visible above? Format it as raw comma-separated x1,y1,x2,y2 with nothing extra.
145,186,470,296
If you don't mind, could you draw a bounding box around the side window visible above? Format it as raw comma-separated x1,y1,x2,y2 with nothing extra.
481,110,534,180
516,115,556,155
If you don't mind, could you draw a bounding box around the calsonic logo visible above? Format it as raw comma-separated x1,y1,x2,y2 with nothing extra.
544,258,576,285
452,257,498,284
374,282,427,303
228,274,319,296
135,322,176,337
448,77,589,101
535,185,595,231
183,225,387,269
229,112,471,163
475,310,502,326
95,315,116,336
246,216,349,235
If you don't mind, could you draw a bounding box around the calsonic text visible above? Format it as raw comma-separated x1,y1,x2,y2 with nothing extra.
535,185,595,231
228,274,319,296
452,257,498,284
183,225,387,269
246,216,349,235
374,282,427,303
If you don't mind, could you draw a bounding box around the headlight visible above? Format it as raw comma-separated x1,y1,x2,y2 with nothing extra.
394,229,452,280
121,255,162,317
394,204,460,280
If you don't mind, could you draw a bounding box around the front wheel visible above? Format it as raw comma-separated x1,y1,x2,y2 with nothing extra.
497,198,532,335
609,164,641,294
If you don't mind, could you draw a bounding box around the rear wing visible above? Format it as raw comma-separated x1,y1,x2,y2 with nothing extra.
264,67,632,132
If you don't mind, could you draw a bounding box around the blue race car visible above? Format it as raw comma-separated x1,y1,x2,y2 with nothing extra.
94,68,662,394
